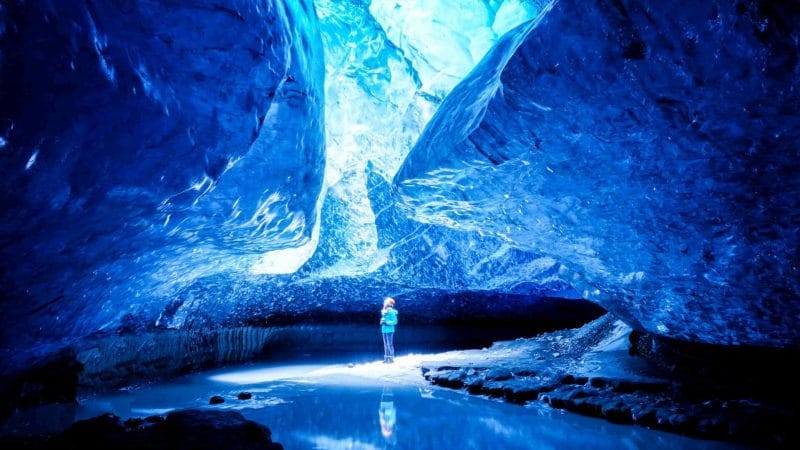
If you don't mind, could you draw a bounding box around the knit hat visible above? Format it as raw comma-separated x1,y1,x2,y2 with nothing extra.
384,297,395,306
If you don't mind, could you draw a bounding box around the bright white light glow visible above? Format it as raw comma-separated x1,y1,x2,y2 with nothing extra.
208,364,329,384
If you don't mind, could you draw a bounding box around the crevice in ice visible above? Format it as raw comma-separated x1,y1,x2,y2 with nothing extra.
305,0,545,277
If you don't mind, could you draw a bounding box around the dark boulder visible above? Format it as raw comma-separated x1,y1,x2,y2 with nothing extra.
36,409,284,450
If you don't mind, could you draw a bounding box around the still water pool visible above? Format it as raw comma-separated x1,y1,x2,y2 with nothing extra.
76,361,748,450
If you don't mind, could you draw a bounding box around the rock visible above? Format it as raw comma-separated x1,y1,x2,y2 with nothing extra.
441,370,466,389
608,378,670,394
0,348,83,425
34,409,285,449
481,381,507,398
695,416,727,439
568,397,603,417
630,404,658,426
419,314,800,447
559,374,576,384
237,392,252,400
667,412,695,434
465,379,485,395
485,368,513,381
554,373,589,386
160,409,282,449
209,396,225,405
123,417,145,429
600,400,633,424
501,380,544,404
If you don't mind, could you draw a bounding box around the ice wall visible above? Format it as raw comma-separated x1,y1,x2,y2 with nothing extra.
395,0,800,346
0,0,325,350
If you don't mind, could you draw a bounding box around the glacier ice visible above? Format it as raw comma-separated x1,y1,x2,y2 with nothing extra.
0,0,325,349
141,164,584,350
3,0,798,380
369,0,548,100
0,0,564,371
395,0,800,346
309,0,544,274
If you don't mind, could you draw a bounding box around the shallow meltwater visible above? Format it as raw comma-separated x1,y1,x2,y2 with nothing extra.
75,359,746,450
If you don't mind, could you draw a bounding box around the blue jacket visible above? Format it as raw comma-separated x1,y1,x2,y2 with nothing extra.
381,307,398,333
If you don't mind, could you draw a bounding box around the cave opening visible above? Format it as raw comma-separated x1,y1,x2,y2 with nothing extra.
1,0,799,449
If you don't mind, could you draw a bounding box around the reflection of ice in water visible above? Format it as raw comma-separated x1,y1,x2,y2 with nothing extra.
299,435,381,450
130,408,174,416
418,387,435,399
214,396,289,410
479,417,519,439
73,360,746,450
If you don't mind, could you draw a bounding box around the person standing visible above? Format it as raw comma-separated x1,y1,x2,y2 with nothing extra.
380,297,398,363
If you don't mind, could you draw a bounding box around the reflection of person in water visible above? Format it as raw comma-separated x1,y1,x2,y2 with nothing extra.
379,385,397,444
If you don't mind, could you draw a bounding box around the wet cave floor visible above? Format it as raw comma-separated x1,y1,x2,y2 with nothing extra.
4,314,795,449
70,357,745,450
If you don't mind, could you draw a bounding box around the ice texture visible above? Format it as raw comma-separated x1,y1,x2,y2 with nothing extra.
0,0,325,347
4,0,798,377
395,0,800,346
308,0,543,274
291,0,563,307
369,0,548,100
0,0,560,369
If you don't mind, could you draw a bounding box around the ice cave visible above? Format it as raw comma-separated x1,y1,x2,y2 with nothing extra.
0,0,798,448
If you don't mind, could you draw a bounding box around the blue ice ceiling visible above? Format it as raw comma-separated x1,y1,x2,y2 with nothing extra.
1,0,799,364
0,0,556,358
